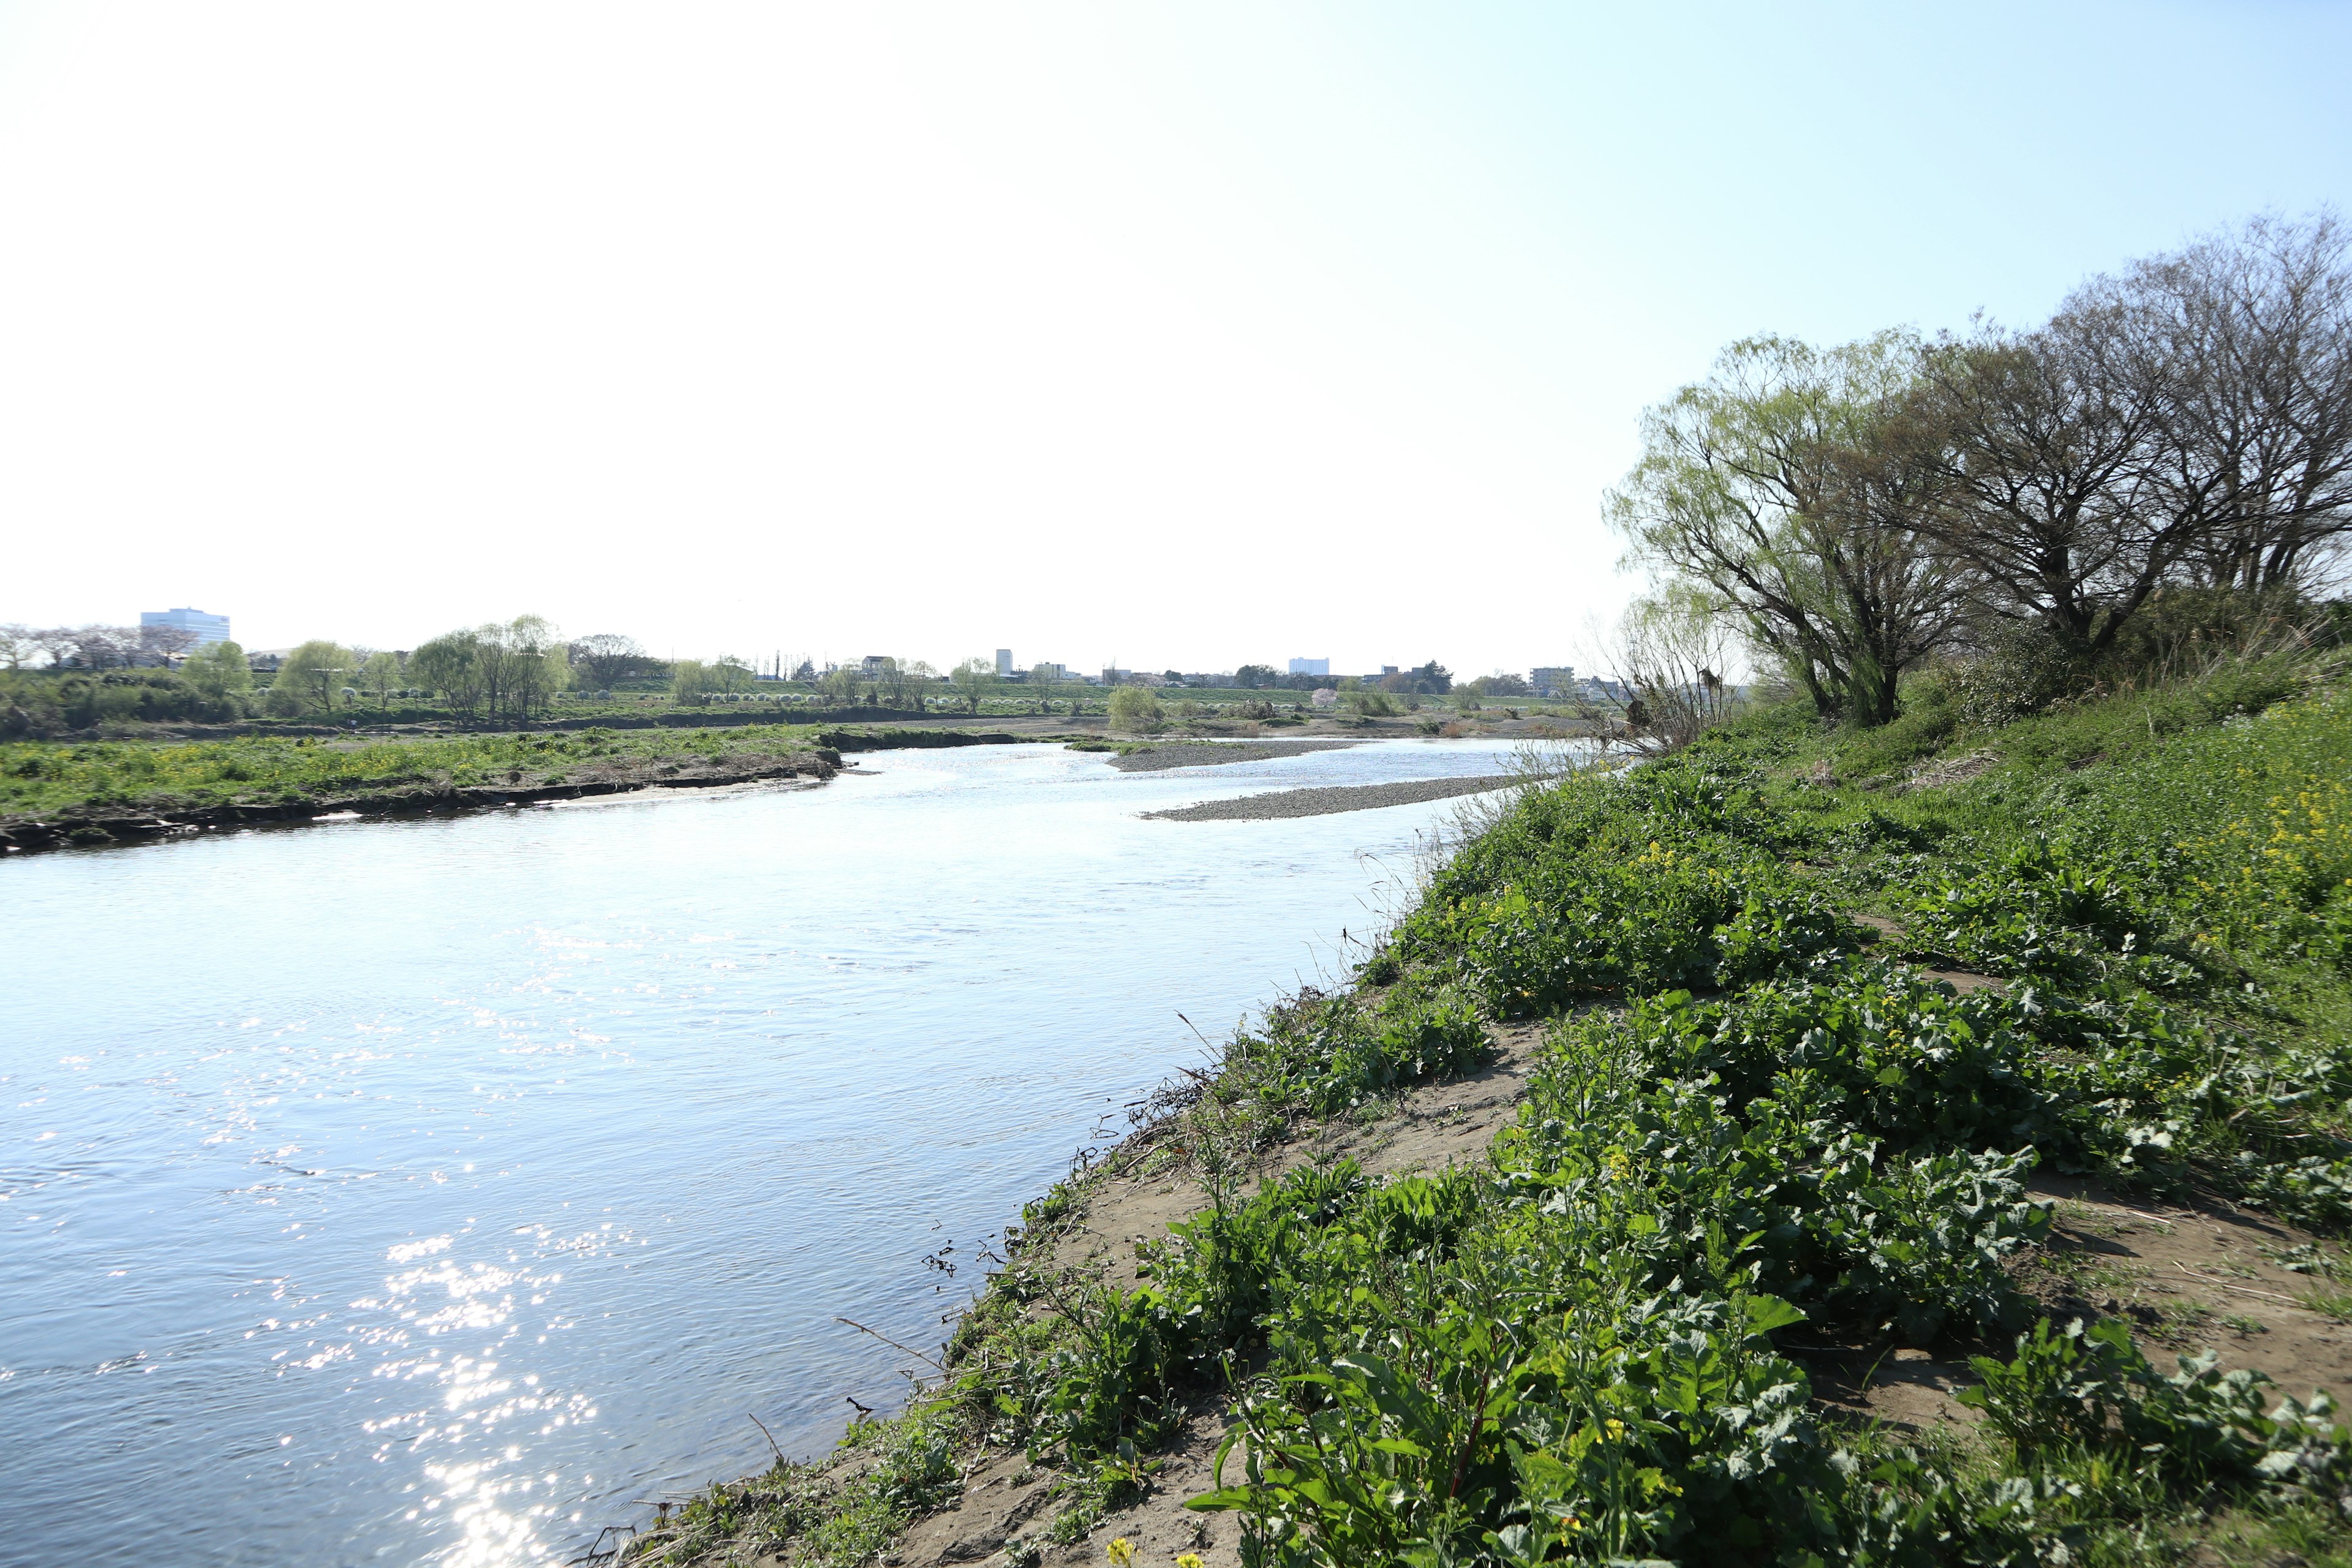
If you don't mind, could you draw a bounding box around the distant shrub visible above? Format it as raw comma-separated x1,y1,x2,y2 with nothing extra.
1107,685,1164,732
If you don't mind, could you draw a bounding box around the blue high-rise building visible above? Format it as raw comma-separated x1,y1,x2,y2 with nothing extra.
140,607,232,647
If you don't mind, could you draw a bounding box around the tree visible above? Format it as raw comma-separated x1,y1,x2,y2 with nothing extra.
816,664,859,706
180,639,254,701
410,631,484,717
1107,683,1163,731
1409,660,1452,695
138,624,198,664
266,640,360,716
905,660,940,710
570,633,660,689
2062,214,2352,598
1234,663,1277,688
712,654,755,695
1600,586,1743,752
672,659,716,705
52,625,138,669
29,627,81,669
949,657,994,715
357,650,404,707
1907,312,2190,665
463,616,569,720
1028,663,1062,713
869,656,913,707
0,625,34,670
1608,331,1969,725
792,658,816,684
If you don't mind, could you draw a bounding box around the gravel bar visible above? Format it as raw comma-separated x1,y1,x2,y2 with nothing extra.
1143,774,1520,821
1106,739,1365,772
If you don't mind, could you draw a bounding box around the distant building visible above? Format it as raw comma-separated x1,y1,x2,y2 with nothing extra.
1531,666,1577,698
995,648,1013,677
141,606,231,647
1288,657,1329,677
1379,665,1399,677
859,655,889,677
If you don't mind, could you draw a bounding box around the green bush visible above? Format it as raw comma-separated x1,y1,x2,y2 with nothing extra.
1107,684,1164,732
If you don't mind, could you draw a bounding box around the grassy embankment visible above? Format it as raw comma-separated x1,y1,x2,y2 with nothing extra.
627,649,2352,1567
0,724,839,845
2,664,1591,739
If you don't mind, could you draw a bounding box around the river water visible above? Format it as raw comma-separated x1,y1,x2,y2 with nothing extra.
0,737,1544,1568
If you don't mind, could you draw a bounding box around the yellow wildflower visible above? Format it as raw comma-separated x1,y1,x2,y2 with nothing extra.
1108,1540,1137,1567
1177,1557,1205,1568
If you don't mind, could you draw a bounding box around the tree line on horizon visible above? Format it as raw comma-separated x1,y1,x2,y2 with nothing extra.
4,619,1545,732
1607,211,2352,733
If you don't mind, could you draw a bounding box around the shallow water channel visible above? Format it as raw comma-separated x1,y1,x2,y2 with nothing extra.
0,737,1543,1567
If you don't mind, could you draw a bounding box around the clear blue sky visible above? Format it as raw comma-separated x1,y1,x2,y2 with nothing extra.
0,1,2344,674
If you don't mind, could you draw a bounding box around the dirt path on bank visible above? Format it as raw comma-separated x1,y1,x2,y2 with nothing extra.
1795,1176,2352,1441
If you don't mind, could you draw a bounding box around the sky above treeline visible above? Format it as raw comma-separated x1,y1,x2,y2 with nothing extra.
1,2,2346,677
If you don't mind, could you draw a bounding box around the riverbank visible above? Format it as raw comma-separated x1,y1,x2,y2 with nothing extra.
0,723,1567,856
617,646,2352,1567
0,724,1039,854
1142,773,1518,821
1100,739,1365,772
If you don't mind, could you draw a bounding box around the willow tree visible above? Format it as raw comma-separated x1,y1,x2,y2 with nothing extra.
410,631,483,717
264,640,360,717
179,639,253,701
1607,331,1968,725
473,616,568,720
949,657,993,715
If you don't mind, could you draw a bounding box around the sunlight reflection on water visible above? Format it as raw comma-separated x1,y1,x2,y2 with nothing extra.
0,737,1555,1566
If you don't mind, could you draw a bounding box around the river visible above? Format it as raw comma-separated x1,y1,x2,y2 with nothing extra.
0,736,1539,1567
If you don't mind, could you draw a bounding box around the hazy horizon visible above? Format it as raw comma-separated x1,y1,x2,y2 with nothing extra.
2,2,2346,674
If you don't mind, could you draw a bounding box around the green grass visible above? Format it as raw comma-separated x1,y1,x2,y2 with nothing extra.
0,723,829,819
627,648,2352,1568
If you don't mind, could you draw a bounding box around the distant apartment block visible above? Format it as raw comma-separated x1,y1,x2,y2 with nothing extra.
1531,665,1577,698
141,606,231,647
1287,657,1329,676
995,649,1013,677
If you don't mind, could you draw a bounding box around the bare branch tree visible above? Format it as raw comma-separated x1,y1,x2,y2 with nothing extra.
1593,587,1743,753
138,624,199,664
0,624,36,670
2110,213,2352,594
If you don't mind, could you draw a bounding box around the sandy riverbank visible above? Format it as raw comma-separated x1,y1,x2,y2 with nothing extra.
1102,739,1364,772
1142,772,1519,821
